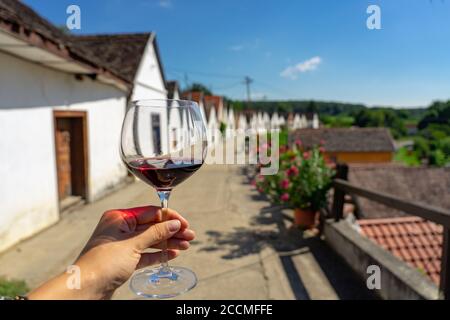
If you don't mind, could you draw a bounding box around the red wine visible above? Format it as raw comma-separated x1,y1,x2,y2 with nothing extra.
126,158,203,191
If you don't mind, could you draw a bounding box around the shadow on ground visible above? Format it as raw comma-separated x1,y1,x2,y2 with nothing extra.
198,166,377,300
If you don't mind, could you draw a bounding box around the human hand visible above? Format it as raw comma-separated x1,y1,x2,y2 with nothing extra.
28,206,195,300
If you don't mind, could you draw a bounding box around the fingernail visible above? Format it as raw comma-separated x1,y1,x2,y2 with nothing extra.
168,220,181,232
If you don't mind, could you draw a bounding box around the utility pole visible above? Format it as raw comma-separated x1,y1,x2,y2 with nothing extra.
244,76,253,102
184,73,189,89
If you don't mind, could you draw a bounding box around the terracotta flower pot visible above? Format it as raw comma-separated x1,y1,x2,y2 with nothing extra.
294,208,317,229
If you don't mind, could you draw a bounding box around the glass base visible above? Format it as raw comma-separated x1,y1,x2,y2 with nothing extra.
130,266,197,299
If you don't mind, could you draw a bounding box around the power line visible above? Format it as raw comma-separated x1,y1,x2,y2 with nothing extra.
166,67,243,79
168,66,296,100
244,76,253,102
253,79,295,98
213,81,243,91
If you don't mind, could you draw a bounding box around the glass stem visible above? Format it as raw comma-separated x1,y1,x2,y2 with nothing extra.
157,190,171,273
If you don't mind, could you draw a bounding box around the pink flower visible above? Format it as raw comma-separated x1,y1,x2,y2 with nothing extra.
319,146,326,153
327,161,337,169
251,179,256,187
258,143,269,153
303,151,310,160
287,165,299,177
257,187,264,193
319,139,326,146
257,175,265,181
295,139,302,147
280,179,290,190
280,193,290,202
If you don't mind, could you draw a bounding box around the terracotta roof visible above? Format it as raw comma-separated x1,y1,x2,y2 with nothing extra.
358,217,443,285
182,91,203,104
203,95,223,121
70,33,152,83
0,0,130,87
348,165,450,219
290,128,395,152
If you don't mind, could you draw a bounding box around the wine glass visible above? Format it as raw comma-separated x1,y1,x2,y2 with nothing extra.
120,99,207,298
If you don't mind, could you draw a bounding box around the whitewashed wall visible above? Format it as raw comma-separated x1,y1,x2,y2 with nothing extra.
0,51,127,252
130,39,168,154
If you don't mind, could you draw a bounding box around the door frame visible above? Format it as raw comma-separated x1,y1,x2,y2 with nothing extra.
53,110,89,203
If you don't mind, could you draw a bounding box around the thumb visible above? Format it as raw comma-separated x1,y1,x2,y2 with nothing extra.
134,219,181,250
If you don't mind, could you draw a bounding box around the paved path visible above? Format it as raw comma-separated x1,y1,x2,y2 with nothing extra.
0,165,374,299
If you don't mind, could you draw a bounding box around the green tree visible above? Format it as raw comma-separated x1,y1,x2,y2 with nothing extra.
413,136,430,159
184,82,212,96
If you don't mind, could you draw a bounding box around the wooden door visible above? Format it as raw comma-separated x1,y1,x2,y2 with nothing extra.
54,111,88,203
55,118,72,199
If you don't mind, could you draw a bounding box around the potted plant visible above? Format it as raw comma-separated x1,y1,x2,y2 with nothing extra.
256,141,335,228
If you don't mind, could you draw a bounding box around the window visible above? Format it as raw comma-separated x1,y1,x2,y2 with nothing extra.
172,128,178,149
151,114,161,154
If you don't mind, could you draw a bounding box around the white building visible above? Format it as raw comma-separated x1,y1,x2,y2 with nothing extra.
225,107,235,137
182,91,207,128
0,2,169,252
167,81,184,152
271,112,280,129
73,32,169,154
311,113,320,129
237,112,248,131
203,95,225,144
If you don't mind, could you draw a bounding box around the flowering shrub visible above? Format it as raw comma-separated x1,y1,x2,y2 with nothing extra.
255,141,335,211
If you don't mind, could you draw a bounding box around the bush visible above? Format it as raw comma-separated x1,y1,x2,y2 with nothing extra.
255,143,335,211
0,277,28,297
429,149,448,166
413,136,430,159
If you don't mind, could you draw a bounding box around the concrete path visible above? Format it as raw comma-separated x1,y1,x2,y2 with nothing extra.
0,165,374,299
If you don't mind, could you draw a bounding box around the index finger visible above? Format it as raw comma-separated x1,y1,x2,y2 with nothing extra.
119,206,189,228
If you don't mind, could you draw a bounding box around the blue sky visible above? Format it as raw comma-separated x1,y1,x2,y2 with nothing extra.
25,0,450,107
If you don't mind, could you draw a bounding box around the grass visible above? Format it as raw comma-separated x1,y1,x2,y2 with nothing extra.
394,147,421,166
0,277,29,297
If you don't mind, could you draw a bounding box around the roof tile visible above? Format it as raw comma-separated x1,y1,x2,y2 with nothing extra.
290,128,395,152
359,217,443,285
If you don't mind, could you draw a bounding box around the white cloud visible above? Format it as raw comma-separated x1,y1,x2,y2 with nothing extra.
159,0,172,8
229,44,244,52
229,39,260,52
280,56,322,80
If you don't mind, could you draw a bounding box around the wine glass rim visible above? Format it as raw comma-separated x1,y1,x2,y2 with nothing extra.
131,99,198,108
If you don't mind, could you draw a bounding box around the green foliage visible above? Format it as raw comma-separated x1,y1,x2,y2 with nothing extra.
232,100,366,116
219,122,227,136
0,277,28,297
418,100,450,130
429,149,447,166
279,129,288,146
439,137,450,158
321,115,354,128
409,100,450,166
231,100,245,111
353,108,407,138
184,82,212,96
267,129,288,147
394,147,421,166
256,145,335,211
413,136,430,159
